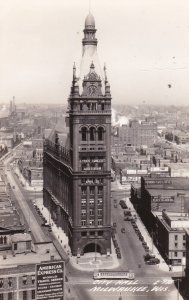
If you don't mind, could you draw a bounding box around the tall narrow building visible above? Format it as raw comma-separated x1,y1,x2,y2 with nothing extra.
43,13,112,255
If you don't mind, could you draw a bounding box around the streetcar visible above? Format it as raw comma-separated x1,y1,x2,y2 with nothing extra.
93,270,135,280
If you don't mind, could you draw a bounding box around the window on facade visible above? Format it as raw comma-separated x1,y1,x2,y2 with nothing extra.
81,210,86,217
175,243,178,248
89,200,94,207
98,199,103,205
183,243,186,247
98,209,102,216
98,187,103,195
89,209,94,216
23,291,27,300
81,200,86,207
183,252,186,257
90,187,94,195
8,293,13,300
0,280,3,288
81,220,86,226
98,219,103,226
31,290,35,300
81,232,87,236
89,127,95,141
82,163,87,171
91,103,96,110
26,241,31,250
97,127,103,141
81,187,87,195
98,231,103,236
183,235,186,240
98,163,103,170
89,220,94,226
81,127,87,141
0,294,3,300
80,103,83,111
101,103,104,111
31,276,35,285
23,276,27,285
174,235,178,241
8,278,13,287
174,252,177,257
14,243,17,250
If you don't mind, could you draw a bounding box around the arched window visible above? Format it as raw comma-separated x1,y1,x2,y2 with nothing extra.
97,127,103,141
90,127,95,141
81,127,87,141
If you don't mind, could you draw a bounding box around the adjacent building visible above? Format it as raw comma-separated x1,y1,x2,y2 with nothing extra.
0,234,63,300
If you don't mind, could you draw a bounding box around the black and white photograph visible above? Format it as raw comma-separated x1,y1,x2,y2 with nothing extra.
0,0,189,299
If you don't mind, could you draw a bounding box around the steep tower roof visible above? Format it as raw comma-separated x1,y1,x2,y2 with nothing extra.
77,13,105,94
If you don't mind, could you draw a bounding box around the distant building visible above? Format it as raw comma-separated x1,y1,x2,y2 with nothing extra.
18,138,43,186
112,119,157,149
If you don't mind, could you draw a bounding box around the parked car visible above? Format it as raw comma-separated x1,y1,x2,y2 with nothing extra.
144,253,155,261
144,245,149,251
146,258,160,265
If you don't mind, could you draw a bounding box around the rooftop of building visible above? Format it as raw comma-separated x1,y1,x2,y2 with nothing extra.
11,233,31,243
154,212,189,232
143,176,189,190
165,162,189,170
147,189,189,197
0,191,24,230
0,241,61,268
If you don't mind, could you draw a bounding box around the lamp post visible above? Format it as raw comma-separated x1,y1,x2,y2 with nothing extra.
118,292,122,300
94,239,97,262
175,278,181,300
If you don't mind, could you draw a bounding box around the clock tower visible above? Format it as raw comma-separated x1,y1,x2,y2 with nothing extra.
67,13,112,255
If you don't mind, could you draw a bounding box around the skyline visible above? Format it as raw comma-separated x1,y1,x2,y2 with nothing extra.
0,0,189,105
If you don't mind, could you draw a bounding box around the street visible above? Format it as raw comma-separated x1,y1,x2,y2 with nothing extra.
1,149,182,300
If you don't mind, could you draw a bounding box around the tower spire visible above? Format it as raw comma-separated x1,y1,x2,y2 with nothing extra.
82,12,97,47
104,63,107,82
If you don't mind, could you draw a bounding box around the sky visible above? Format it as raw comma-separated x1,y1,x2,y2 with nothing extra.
0,0,189,106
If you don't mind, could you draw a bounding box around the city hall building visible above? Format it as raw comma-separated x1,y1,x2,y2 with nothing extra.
43,13,112,255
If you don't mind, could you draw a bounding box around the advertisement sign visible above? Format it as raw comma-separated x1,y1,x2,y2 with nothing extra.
152,196,174,203
36,261,64,300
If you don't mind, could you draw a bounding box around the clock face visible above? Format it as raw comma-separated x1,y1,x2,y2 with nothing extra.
87,85,97,96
